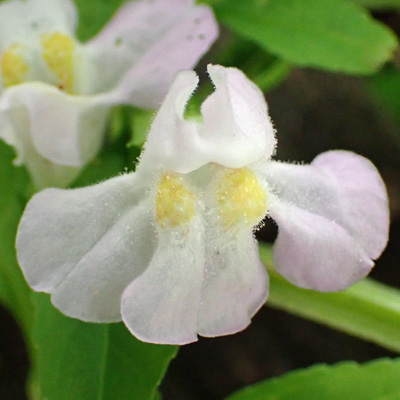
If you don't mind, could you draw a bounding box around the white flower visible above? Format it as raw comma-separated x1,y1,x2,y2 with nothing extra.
16,65,390,344
0,0,218,188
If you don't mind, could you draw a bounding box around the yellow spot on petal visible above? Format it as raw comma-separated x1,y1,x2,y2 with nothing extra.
41,32,75,94
217,167,267,230
155,173,196,228
1,44,29,88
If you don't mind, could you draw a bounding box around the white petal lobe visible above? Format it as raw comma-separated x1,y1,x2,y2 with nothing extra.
199,64,276,167
121,222,205,345
16,173,142,299
198,229,269,337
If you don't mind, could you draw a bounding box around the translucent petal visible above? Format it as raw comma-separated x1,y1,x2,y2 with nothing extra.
261,150,389,291
121,221,205,345
16,173,153,322
198,229,268,337
0,82,117,167
0,106,81,189
85,0,218,105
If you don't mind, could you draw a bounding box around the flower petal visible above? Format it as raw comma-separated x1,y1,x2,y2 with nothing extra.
138,65,276,177
0,106,81,189
51,199,156,322
197,229,269,337
121,221,205,345
261,150,389,291
16,173,152,321
0,82,116,167
271,202,374,291
200,64,276,167
312,150,389,259
85,0,218,106
0,0,76,49
137,70,203,177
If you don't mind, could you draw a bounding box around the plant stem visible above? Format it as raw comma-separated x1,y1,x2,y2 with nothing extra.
260,243,400,353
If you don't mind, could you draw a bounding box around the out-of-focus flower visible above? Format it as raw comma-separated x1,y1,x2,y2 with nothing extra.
0,0,218,188
16,65,389,344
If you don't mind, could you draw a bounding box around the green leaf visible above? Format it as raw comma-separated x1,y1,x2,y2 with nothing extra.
252,60,292,92
368,67,400,120
128,108,155,149
0,142,32,335
102,322,177,400
209,0,398,74
351,0,400,10
226,358,400,399
72,152,126,188
31,294,177,400
366,67,400,148
73,0,126,41
259,243,400,353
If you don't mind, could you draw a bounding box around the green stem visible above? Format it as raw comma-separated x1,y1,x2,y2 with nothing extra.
259,243,400,353
253,60,292,92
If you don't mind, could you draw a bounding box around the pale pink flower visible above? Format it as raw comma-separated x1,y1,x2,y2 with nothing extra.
17,65,389,344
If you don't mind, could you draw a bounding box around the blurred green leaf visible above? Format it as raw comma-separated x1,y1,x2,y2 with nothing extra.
73,0,126,41
260,243,400,353
368,66,400,122
252,60,292,91
72,152,126,188
0,142,32,335
208,0,397,74
226,358,400,400
362,66,400,149
128,108,155,148
351,0,400,10
31,294,178,400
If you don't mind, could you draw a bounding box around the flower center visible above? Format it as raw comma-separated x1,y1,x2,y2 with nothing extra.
216,167,268,230
155,173,196,228
1,44,29,88
41,32,76,94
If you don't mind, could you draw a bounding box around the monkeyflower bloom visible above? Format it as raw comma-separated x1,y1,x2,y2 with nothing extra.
16,65,389,344
0,0,217,188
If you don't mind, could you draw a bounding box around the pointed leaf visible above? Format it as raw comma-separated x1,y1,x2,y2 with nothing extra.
227,358,400,400
209,0,397,74
31,294,178,400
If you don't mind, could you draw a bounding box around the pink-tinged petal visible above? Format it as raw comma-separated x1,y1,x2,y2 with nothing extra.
200,65,276,168
198,230,269,337
121,222,205,345
16,173,152,321
271,201,374,291
0,0,77,49
261,150,389,291
312,150,389,259
0,82,117,167
85,0,218,106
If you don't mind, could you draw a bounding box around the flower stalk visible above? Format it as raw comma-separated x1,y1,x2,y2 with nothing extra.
260,243,400,353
